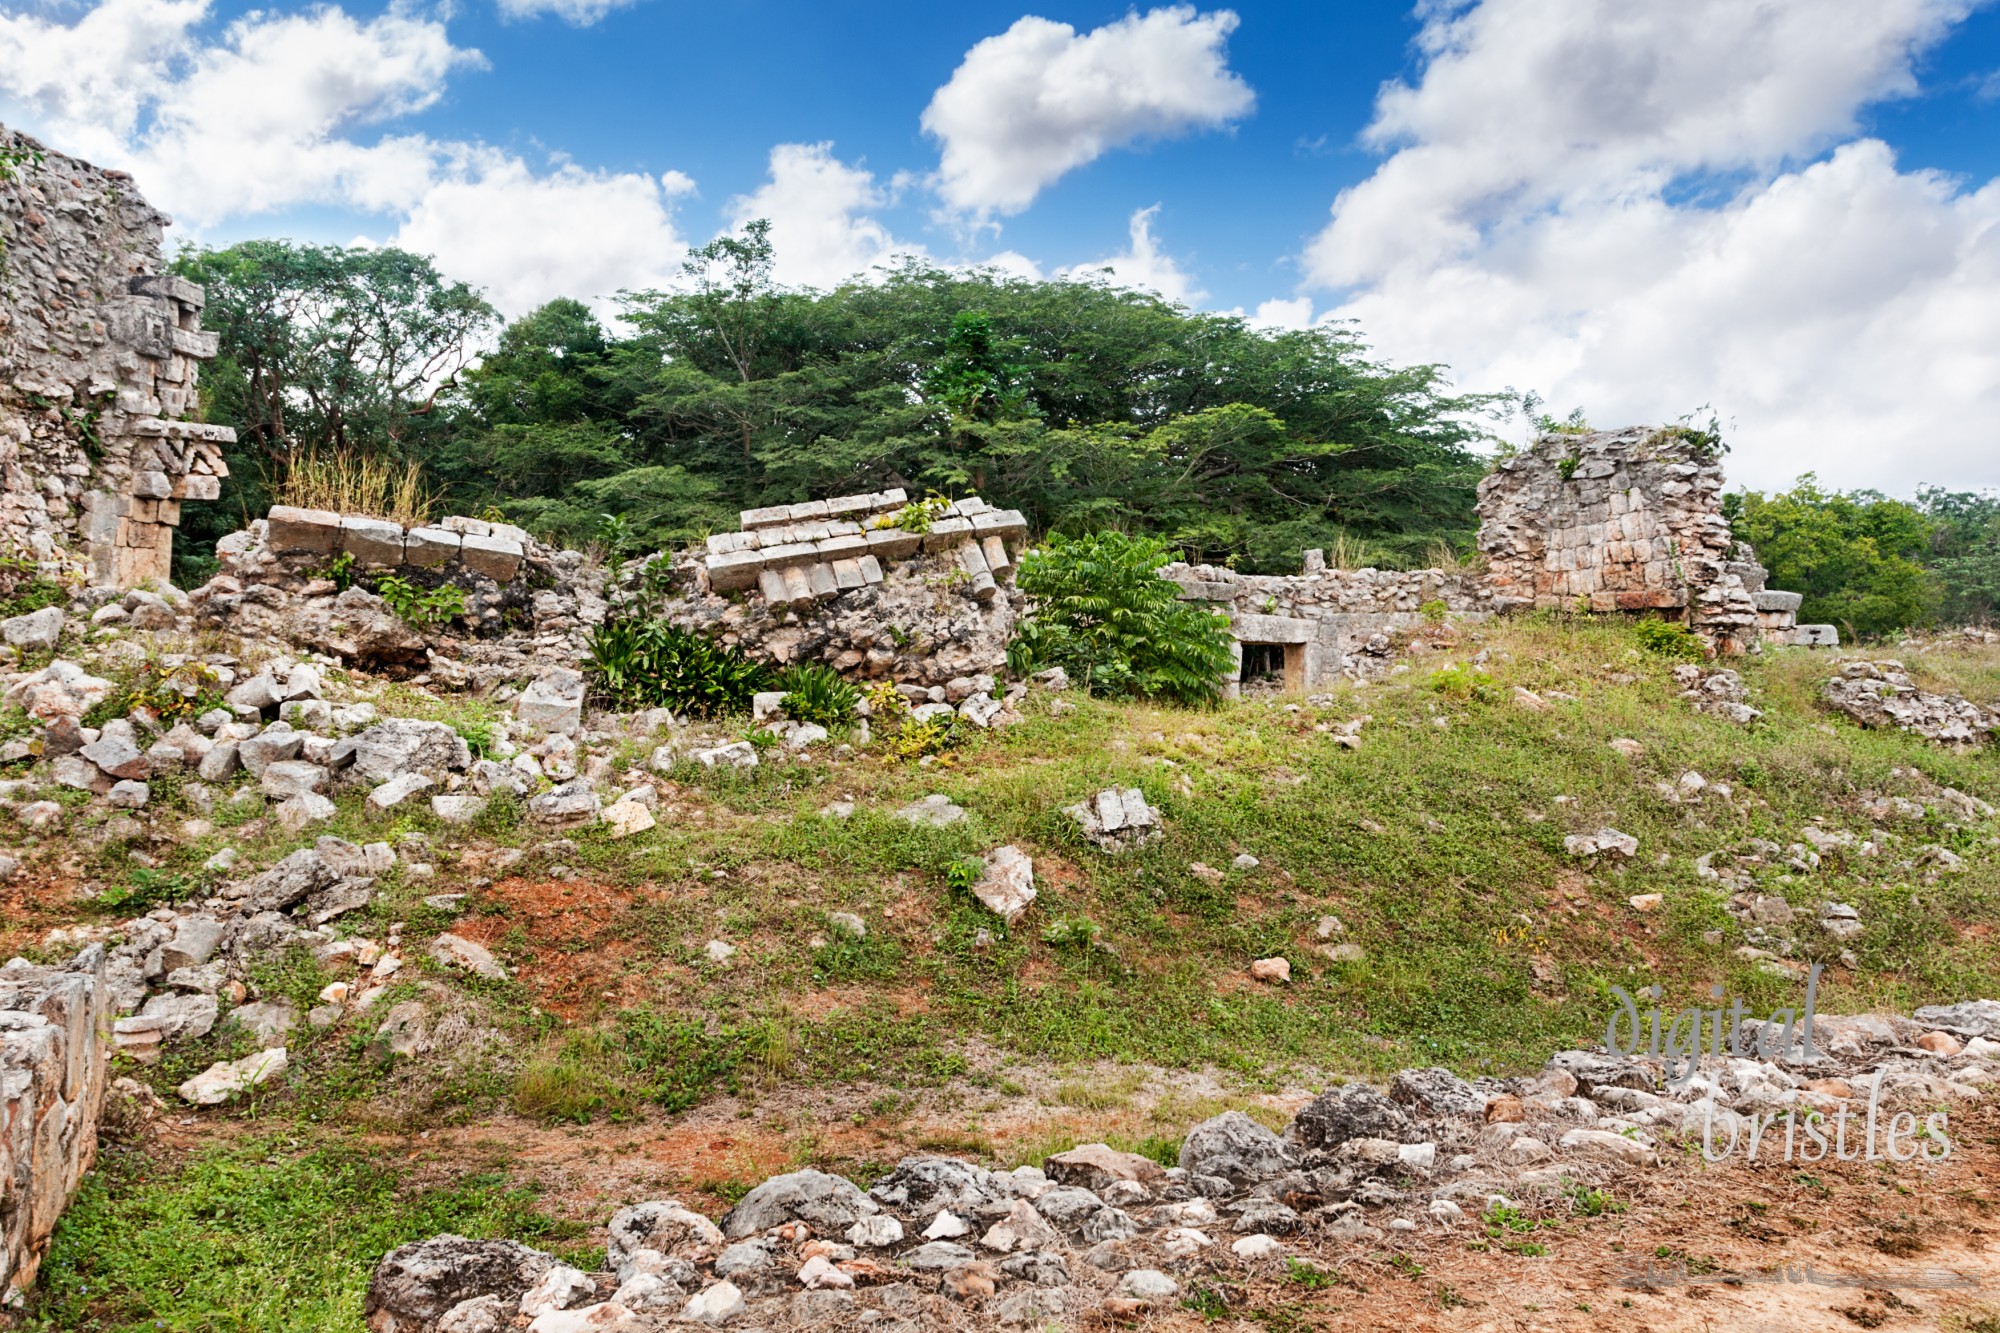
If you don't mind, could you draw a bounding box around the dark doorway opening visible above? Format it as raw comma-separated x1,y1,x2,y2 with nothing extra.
1241,642,1286,683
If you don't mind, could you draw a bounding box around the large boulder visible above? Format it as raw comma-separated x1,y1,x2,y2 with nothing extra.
1,605,64,652
288,586,429,671
1389,1067,1484,1119
364,1235,557,1333
719,1169,877,1239
1289,1083,1416,1150
606,1201,724,1266
866,1156,1003,1223
346,719,472,783
1178,1111,1298,1187
226,848,342,913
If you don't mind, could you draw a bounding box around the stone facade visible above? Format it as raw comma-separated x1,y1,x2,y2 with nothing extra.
702,491,1030,606
1476,427,1822,653
0,123,233,588
0,946,110,1309
1166,560,1493,693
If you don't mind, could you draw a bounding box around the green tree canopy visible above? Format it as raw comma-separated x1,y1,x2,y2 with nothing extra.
1726,475,1942,638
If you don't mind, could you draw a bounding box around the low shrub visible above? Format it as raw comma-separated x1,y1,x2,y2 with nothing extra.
1007,531,1233,707
773,663,860,729
372,574,466,628
585,617,768,717
1633,617,1708,661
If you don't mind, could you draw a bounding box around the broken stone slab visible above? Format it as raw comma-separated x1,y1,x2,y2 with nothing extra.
527,780,600,827
460,533,525,581
346,718,473,782
430,933,508,981
971,846,1035,924
368,772,435,811
340,516,406,567
179,1046,288,1104
515,668,586,736
402,526,462,569
1,606,65,653
1067,787,1162,851
430,794,489,825
266,505,343,554
692,742,758,770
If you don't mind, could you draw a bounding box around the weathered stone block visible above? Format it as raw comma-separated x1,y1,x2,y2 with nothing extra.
707,549,766,593
402,527,461,569
340,516,405,567
459,533,523,581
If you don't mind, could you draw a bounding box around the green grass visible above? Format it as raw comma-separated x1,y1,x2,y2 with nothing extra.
24,1136,581,1333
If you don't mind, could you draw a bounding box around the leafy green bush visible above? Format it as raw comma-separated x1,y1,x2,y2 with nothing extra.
1007,532,1233,707
585,617,768,717
372,574,466,628
773,663,860,728
1632,617,1707,661
1426,663,1499,701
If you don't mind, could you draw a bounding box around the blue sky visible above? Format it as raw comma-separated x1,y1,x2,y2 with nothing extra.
4,0,1999,490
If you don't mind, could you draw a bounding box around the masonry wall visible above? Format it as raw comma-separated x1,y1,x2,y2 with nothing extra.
1475,426,1800,652
1166,560,1493,691
0,947,110,1309
0,123,232,588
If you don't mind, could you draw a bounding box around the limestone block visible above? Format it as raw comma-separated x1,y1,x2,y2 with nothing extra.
403,527,462,569
857,555,884,584
761,541,819,569
705,549,765,593
758,568,791,603
782,566,813,602
815,534,868,562
740,505,793,529
922,516,974,551
958,543,991,578
981,536,1013,573
865,528,922,561
832,559,865,591
459,533,523,581
340,516,406,567
807,563,839,599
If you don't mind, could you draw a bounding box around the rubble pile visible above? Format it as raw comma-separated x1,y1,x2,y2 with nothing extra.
364,1004,2000,1331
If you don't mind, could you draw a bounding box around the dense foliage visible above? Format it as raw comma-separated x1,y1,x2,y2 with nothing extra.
584,618,768,717
175,228,1501,578
1721,477,2000,638
1007,531,1234,707
774,663,861,729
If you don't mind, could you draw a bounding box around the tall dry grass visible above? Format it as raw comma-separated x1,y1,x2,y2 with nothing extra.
277,448,439,528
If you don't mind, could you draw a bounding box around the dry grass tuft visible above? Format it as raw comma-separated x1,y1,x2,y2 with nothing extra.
277,448,439,527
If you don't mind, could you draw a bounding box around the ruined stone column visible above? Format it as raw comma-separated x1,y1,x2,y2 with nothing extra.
0,124,233,589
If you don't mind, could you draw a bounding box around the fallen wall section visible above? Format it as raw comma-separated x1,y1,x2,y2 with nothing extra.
0,123,233,587
0,947,110,1309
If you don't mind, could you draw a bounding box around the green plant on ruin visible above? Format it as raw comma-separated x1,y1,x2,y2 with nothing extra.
869,493,951,535
884,713,959,761
772,663,860,729
310,551,357,591
584,617,768,717
1008,531,1233,708
81,660,224,729
1632,617,1707,662
372,574,465,628
0,548,65,619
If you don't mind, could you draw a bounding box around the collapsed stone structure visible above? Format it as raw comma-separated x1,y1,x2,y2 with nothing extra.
646,491,1032,685
1165,561,1493,694
0,947,110,1309
0,124,233,587
1477,426,1822,654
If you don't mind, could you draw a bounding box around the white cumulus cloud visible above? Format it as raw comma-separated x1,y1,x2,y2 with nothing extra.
392,154,691,318
0,0,699,317
923,5,1254,218
494,0,644,27
1303,0,2000,491
1058,205,1203,305
728,142,916,290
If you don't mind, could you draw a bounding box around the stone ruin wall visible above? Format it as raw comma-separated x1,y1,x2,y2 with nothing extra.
1165,559,1493,693
0,123,233,588
1475,426,1814,653
0,947,110,1310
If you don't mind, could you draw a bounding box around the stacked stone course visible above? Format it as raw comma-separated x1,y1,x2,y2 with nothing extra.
0,947,110,1309
261,507,530,584
0,124,234,587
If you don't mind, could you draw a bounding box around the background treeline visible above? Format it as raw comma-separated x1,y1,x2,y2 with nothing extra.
170,230,1999,638
172,226,1497,581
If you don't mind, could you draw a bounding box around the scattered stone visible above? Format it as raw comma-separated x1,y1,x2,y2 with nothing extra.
430,933,508,981
971,845,1035,924
1249,956,1291,984
178,1047,288,1104
1565,827,1638,858
600,800,655,839
368,772,435,810
894,794,967,827
1180,1111,1299,1187
1067,787,1163,851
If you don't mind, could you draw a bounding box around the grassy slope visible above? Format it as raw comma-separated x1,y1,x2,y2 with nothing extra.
21,616,2000,1330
